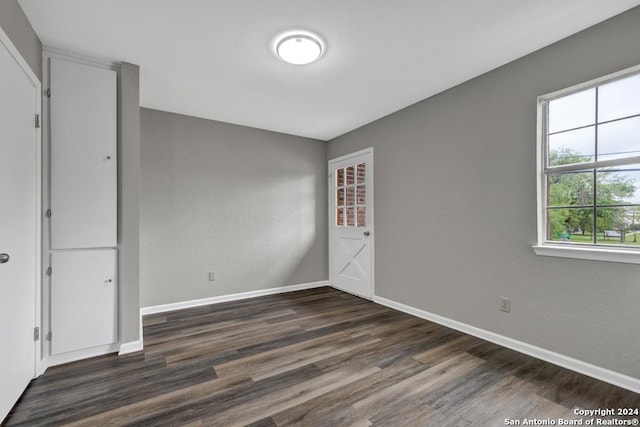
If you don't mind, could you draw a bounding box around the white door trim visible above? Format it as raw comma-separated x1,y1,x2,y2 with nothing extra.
0,26,43,376
328,147,375,299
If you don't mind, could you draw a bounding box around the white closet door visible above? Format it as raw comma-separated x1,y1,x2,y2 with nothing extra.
51,250,117,355
50,58,117,249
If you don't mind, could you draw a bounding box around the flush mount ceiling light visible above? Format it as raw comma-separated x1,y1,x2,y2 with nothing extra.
276,34,323,65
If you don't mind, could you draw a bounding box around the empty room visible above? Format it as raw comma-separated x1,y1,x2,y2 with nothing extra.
2,1,640,425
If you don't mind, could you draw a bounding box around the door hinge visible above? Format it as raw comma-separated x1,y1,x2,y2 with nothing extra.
34,327,40,341
46,266,52,276
46,331,52,341
45,209,51,218
46,88,51,98
35,114,40,129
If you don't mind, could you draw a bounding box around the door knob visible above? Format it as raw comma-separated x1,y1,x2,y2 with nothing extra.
0,253,10,264
363,231,370,236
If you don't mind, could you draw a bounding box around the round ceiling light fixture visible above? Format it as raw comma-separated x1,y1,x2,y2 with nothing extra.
276,33,323,65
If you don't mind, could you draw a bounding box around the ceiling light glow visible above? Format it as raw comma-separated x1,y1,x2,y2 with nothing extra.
276,34,323,65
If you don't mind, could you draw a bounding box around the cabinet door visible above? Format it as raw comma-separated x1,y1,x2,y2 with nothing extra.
49,58,117,249
51,250,117,355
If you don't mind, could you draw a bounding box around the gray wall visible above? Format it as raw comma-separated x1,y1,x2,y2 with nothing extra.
328,7,640,379
0,0,42,80
140,109,327,307
119,63,141,344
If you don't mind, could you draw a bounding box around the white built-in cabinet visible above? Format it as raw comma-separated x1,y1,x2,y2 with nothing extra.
47,55,118,358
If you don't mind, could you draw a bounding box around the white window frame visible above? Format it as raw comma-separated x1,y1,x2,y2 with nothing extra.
533,63,640,264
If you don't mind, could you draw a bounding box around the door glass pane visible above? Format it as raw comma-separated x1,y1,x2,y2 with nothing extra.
346,166,355,185
334,162,367,228
547,208,594,243
337,188,345,206
346,207,355,226
336,168,344,187
336,208,344,226
357,163,366,184
548,88,595,133
547,127,594,166
597,116,640,162
357,207,366,227
346,187,355,206
598,73,640,122
357,185,366,205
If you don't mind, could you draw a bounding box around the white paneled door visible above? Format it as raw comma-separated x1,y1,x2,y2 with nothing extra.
329,148,374,299
0,34,39,420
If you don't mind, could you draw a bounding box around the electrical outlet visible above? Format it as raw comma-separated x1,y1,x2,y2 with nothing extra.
208,271,216,281
500,297,510,313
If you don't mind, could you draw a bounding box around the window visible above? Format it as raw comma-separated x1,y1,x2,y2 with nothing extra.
535,65,640,263
334,163,366,227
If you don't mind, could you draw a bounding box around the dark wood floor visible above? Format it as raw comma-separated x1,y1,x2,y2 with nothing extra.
5,287,640,426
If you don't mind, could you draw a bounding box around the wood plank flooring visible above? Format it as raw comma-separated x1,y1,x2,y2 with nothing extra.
5,287,640,426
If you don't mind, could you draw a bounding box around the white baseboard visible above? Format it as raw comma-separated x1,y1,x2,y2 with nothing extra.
118,311,146,355
119,340,144,355
373,295,640,395
141,281,329,316
35,357,47,378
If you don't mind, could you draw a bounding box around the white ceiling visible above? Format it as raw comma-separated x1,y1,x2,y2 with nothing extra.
19,0,640,141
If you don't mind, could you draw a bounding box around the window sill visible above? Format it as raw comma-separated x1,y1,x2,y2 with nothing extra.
532,244,640,264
